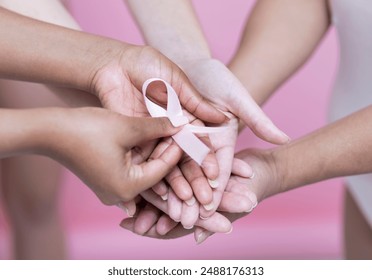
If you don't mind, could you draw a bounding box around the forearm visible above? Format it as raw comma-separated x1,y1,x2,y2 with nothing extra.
0,108,52,157
0,0,80,29
229,0,330,105
0,7,122,92
274,105,372,191
126,0,210,64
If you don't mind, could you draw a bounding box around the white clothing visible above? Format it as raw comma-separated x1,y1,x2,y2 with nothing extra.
329,0,372,227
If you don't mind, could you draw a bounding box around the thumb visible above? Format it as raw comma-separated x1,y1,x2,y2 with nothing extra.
127,139,183,196
125,117,181,146
230,92,290,145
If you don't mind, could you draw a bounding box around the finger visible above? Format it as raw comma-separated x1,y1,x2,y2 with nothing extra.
228,176,258,208
120,217,136,232
229,90,290,145
140,189,168,213
194,227,214,244
145,77,226,124
133,204,161,235
180,202,199,230
180,157,214,208
125,117,181,146
132,140,157,164
218,192,254,213
225,180,253,199
198,145,235,218
166,166,194,203
156,214,179,235
195,212,232,234
117,200,137,217
167,188,182,222
232,158,254,178
189,118,219,180
152,181,169,200
121,219,193,239
127,139,183,196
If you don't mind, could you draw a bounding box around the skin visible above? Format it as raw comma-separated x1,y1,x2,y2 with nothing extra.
0,7,225,123
122,105,372,243
0,1,225,258
0,107,183,203
121,1,372,254
126,0,289,230
0,0,89,259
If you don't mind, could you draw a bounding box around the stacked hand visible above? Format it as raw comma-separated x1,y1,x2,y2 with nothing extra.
118,58,288,242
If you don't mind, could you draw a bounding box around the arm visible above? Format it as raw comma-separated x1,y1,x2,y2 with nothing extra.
274,105,372,192
231,105,372,204
121,105,372,242
229,0,331,105
126,0,288,143
0,7,223,123
0,107,181,204
126,0,210,65
126,0,288,225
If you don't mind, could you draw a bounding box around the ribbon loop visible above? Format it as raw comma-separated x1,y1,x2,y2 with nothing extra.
142,78,224,165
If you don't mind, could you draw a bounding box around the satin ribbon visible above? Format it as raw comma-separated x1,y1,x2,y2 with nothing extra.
142,78,225,165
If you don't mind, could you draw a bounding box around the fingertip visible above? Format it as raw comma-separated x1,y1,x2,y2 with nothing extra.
232,158,254,178
201,157,219,180
256,120,291,145
119,218,135,231
196,101,227,125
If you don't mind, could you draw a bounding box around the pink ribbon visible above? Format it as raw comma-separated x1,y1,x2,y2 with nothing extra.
142,78,224,165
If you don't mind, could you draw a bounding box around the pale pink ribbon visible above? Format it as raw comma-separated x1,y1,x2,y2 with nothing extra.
142,78,225,165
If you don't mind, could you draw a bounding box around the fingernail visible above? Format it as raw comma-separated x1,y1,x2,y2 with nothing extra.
116,203,133,217
203,202,214,211
245,204,254,213
183,224,194,230
208,179,219,189
199,215,209,220
185,196,196,206
252,201,258,209
196,231,208,244
225,226,233,234
161,193,168,201
281,131,291,143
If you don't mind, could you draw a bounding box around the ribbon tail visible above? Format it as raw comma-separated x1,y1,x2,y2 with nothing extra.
172,127,210,166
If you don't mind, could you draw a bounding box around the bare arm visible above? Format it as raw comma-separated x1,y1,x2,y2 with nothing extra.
274,105,372,192
0,7,108,91
229,0,331,105
0,107,181,203
126,0,210,64
0,7,224,123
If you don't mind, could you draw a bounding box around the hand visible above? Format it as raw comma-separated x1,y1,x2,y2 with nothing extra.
192,148,282,243
40,107,184,205
163,59,259,223
90,46,225,123
89,46,229,214
120,158,258,242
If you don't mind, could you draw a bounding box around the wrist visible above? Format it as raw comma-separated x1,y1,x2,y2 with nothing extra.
0,109,54,158
269,146,289,196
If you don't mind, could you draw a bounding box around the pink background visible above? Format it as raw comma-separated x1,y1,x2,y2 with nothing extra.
0,0,342,259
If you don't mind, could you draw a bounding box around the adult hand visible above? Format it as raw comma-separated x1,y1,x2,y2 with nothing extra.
41,107,184,205
120,158,258,242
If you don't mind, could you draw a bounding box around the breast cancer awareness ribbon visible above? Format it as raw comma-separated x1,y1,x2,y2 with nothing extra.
142,78,225,165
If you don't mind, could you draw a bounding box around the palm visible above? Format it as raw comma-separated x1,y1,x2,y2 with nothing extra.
181,59,242,215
